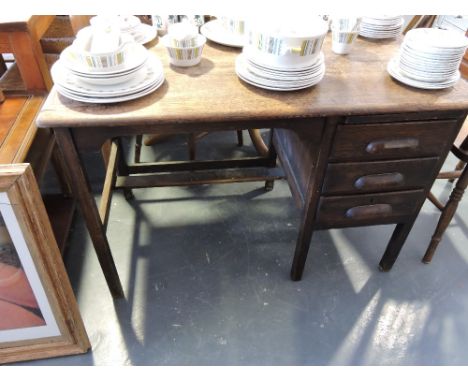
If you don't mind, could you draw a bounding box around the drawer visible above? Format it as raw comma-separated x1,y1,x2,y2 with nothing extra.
322,157,439,195
316,189,425,229
329,120,459,161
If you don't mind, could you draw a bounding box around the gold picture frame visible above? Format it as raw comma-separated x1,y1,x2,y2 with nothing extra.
0,164,89,364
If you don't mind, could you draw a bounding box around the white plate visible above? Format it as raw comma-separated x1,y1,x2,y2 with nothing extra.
387,57,460,89
236,69,323,91
201,19,245,48
404,28,468,50
246,54,323,75
56,70,164,98
52,55,163,97
242,55,324,81
56,75,165,103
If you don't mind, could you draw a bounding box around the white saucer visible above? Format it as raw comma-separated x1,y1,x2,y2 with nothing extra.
131,23,158,45
56,75,165,103
201,19,245,48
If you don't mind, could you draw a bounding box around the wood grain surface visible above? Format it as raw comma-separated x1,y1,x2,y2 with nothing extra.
37,34,468,129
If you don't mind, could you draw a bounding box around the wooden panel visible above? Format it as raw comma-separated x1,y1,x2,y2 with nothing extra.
0,96,44,164
343,110,465,124
0,96,28,147
273,122,324,207
329,120,460,161
115,166,284,189
322,157,439,195
316,189,425,229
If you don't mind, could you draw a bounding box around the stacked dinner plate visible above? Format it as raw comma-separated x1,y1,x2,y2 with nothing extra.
52,39,164,103
387,28,468,90
359,16,404,39
236,50,325,91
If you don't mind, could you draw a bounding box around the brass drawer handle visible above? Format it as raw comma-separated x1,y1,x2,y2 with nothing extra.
366,138,419,154
354,172,404,190
345,204,393,219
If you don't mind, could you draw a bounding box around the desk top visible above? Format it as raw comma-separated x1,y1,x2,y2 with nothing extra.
37,34,468,129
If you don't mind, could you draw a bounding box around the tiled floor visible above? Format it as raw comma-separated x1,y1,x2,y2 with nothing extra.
18,131,468,365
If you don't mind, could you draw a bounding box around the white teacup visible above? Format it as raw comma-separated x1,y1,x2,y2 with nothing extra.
330,17,362,33
162,34,206,67
331,31,359,54
167,21,199,48
330,17,361,55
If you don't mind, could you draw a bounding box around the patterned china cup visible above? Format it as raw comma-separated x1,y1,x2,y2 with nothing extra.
167,21,199,48
162,34,207,67
330,17,361,55
68,25,134,71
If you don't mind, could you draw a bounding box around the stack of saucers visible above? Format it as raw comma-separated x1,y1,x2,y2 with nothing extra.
236,52,325,91
387,28,468,90
91,15,157,45
51,26,164,103
235,18,328,91
359,16,404,39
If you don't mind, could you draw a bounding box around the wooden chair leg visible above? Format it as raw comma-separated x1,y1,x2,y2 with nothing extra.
0,55,7,76
423,164,468,264
449,160,465,183
188,133,196,160
248,129,269,157
237,130,243,146
427,191,445,211
115,138,134,200
134,134,143,163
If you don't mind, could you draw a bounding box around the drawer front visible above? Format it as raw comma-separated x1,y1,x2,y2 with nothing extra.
329,120,459,161
316,190,425,229
322,157,439,195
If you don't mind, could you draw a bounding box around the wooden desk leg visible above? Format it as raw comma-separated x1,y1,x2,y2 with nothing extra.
379,218,418,271
54,128,124,298
423,165,468,264
290,204,317,281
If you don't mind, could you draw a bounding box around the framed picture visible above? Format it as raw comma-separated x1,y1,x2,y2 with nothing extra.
0,164,89,364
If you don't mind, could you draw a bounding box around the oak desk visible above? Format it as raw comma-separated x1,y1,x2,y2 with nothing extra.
36,35,468,298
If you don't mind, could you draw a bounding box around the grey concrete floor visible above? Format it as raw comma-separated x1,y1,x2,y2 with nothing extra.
19,130,468,365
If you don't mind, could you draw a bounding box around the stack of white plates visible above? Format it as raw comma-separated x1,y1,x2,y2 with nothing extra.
236,48,325,91
51,44,165,103
387,28,468,90
359,16,404,39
